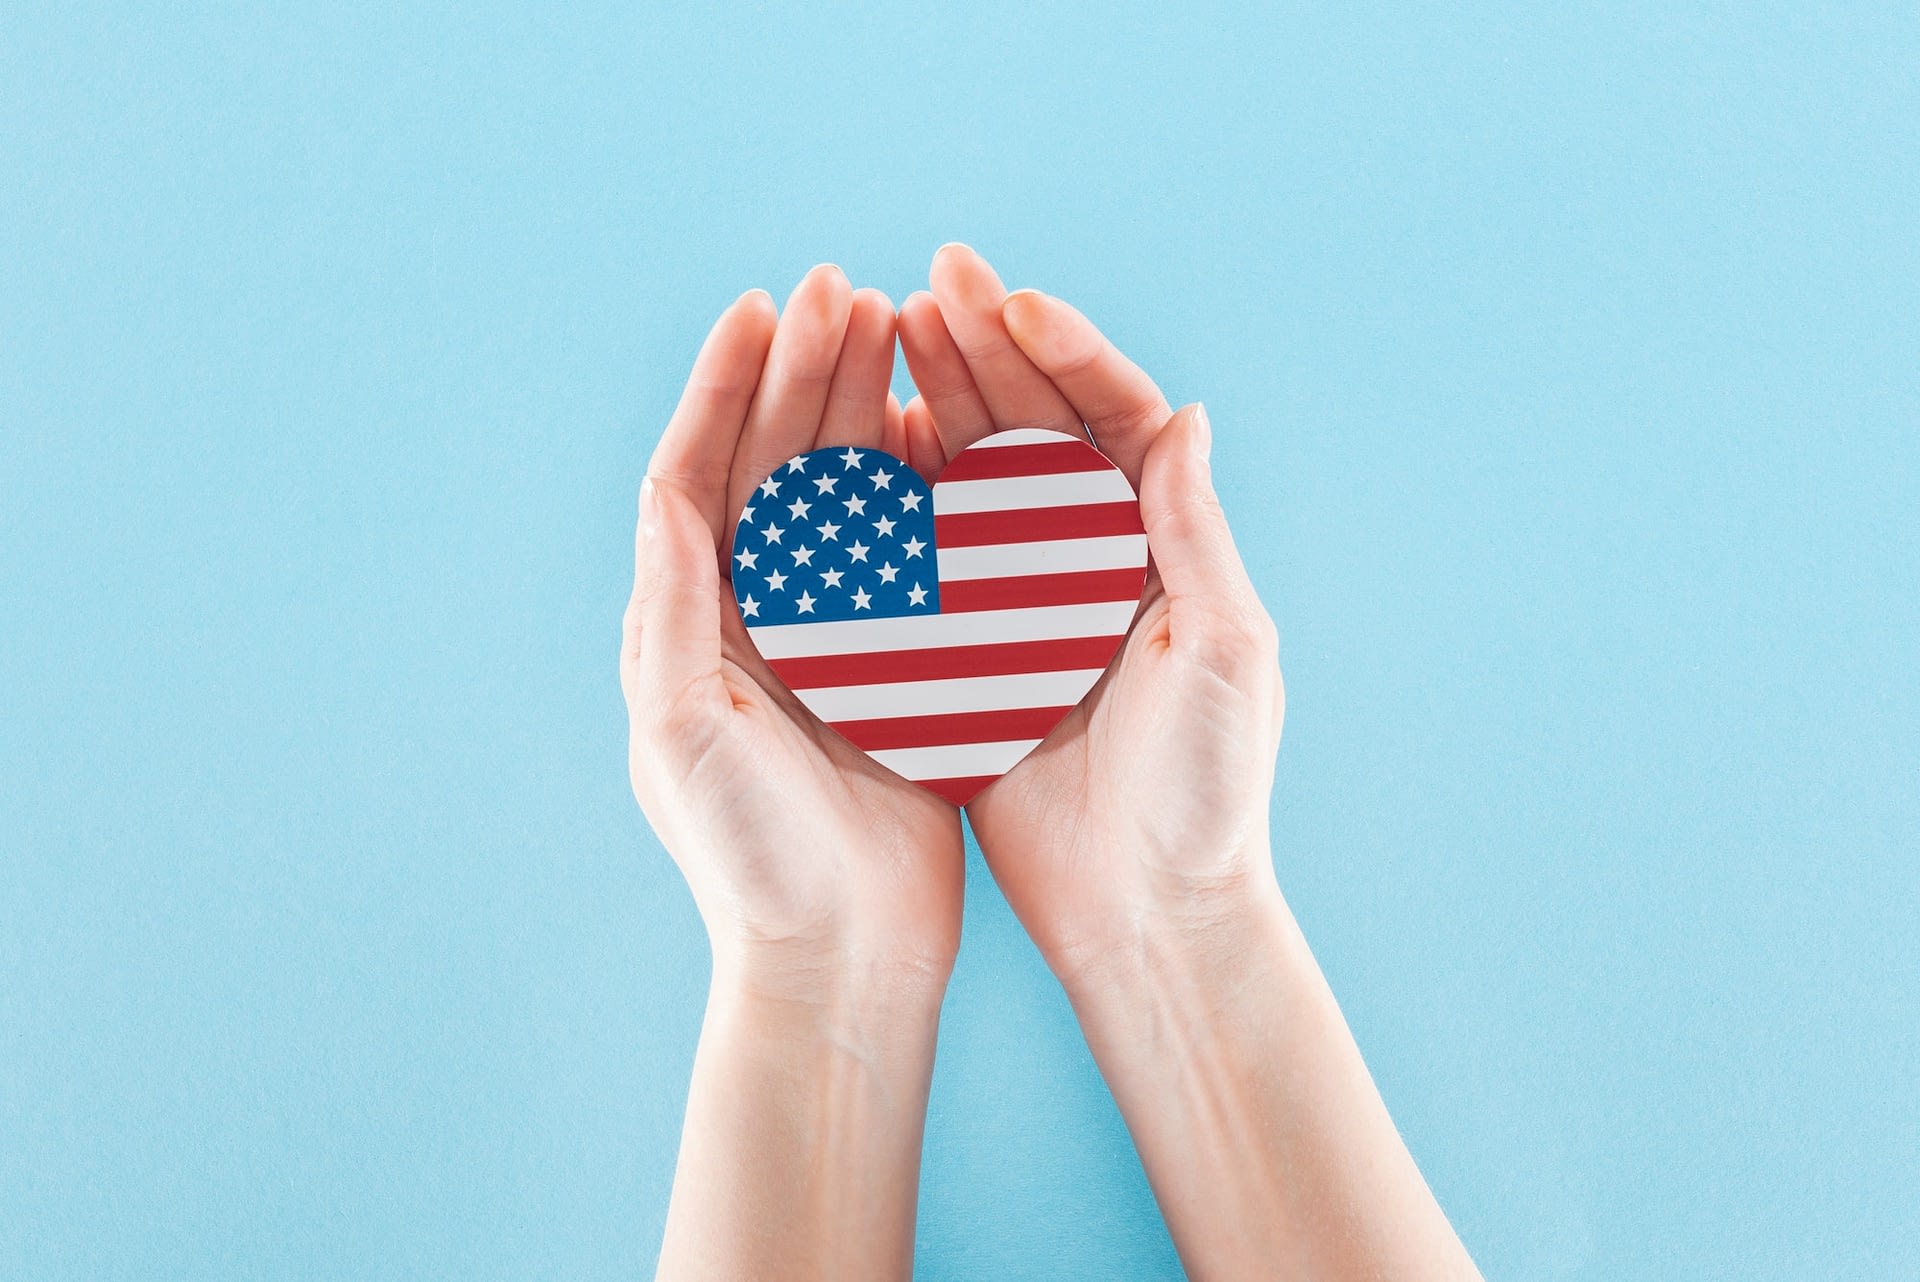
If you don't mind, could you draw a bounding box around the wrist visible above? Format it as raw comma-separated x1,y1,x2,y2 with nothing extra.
708,931,954,1019
1047,852,1310,1030
702,943,949,1103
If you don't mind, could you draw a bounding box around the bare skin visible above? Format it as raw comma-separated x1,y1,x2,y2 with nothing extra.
625,248,1482,1280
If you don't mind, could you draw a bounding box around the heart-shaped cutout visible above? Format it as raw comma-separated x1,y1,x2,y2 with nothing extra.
728,428,1148,805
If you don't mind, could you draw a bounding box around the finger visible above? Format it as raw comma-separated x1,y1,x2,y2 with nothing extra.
813,287,897,452
648,288,779,545
1136,404,1271,671
728,264,854,524
927,242,1080,436
622,476,726,723
901,395,946,481
1001,288,1172,488
881,391,907,465
897,288,994,460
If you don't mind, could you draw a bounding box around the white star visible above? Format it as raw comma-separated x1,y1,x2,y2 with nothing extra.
873,515,896,538
786,497,811,519
785,455,808,473
842,494,867,516
839,446,863,469
847,540,870,563
814,475,838,495
762,523,784,543
740,595,760,618
876,561,898,584
906,582,928,606
851,586,872,610
735,548,758,571
758,477,781,498
740,504,755,524
869,467,893,489
815,520,841,541
795,590,817,615
821,567,845,588
900,492,923,512
766,568,788,591
792,545,815,566
901,535,926,559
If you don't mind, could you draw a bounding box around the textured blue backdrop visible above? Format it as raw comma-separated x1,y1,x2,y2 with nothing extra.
3,3,1916,1278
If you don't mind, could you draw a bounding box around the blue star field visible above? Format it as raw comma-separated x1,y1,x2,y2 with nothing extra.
728,446,942,626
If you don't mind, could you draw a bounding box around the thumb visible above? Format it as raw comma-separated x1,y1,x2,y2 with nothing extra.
621,474,724,722
1137,403,1276,677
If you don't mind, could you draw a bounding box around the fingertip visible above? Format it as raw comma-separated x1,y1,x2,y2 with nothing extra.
897,291,944,342
732,286,776,318
1001,287,1072,347
848,286,898,331
786,262,853,316
638,473,660,535
930,242,1005,304
1141,403,1212,496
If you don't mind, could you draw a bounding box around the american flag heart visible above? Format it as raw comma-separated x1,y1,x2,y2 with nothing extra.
728,427,1149,805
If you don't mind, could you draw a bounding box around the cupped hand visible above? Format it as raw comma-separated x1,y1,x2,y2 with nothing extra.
896,244,1285,984
622,265,965,996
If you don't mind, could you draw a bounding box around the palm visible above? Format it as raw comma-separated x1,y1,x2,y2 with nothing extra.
703,597,962,955
966,571,1275,954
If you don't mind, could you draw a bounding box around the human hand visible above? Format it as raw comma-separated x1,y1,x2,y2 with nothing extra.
895,244,1285,989
897,249,1482,1281
622,265,965,1001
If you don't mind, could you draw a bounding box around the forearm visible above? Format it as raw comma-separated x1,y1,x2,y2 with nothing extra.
656,951,947,1281
1062,866,1479,1281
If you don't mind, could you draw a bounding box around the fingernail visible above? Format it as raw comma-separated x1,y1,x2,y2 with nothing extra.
1192,403,1212,461
639,475,660,538
736,287,773,309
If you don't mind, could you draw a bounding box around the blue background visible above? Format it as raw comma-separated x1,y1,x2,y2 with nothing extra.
3,3,1915,1277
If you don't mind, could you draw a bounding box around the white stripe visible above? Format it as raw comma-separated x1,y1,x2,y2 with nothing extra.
869,738,1044,781
799,668,1108,721
937,533,1147,581
932,468,1136,514
747,599,1138,659
964,427,1088,449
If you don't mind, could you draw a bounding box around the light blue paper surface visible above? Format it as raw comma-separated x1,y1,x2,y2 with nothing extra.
3,3,1916,1277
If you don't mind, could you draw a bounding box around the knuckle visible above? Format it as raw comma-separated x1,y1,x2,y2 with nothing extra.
1047,333,1107,381
640,683,726,766
1107,398,1168,441
618,603,645,673
1180,600,1278,683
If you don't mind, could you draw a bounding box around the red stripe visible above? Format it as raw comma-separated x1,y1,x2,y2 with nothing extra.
938,440,1112,482
917,775,1000,805
936,501,1144,547
940,568,1147,613
830,705,1072,753
767,634,1127,690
